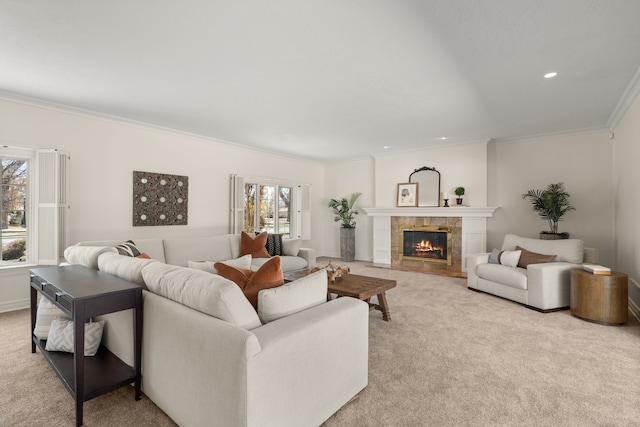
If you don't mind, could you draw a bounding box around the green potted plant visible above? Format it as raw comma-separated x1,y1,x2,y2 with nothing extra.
328,192,361,262
454,186,465,205
521,182,575,239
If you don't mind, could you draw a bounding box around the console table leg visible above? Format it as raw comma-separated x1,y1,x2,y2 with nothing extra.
30,286,37,353
134,289,143,400
74,302,86,427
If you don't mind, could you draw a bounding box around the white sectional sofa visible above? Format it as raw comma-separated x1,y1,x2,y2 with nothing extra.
466,234,587,312
52,234,369,427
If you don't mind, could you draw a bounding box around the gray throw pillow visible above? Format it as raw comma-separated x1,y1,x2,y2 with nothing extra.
489,248,501,264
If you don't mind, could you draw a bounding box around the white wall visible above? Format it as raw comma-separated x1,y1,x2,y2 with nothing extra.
0,98,325,310
486,132,615,266
323,158,375,260
612,91,640,310
324,143,488,260
373,143,488,207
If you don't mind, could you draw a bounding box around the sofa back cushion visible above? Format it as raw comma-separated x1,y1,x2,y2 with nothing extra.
141,262,262,330
258,269,328,323
71,239,166,263
98,252,159,288
63,245,117,269
501,234,583,264
163,235,234,266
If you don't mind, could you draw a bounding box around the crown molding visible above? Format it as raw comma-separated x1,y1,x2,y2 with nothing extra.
607,65,640,130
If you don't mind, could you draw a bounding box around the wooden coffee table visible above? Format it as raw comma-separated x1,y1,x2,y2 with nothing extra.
284,270,397,321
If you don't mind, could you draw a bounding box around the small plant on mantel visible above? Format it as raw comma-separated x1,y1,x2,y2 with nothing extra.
454,186,465,205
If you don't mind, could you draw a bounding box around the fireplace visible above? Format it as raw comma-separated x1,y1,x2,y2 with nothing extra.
400,225,452,266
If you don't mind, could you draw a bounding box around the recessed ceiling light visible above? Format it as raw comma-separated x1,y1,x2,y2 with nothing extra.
544,72,558,79
439,136,448,140
383,145,390,149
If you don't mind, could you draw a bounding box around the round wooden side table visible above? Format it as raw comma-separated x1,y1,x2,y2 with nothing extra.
570,268,628,325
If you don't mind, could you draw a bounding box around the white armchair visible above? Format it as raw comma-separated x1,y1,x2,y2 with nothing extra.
467,234,587,312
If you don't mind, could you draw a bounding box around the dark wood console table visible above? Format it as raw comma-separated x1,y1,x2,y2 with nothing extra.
30,265,143,426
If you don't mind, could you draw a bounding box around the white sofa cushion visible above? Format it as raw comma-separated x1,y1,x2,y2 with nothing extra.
71,239,166,263
258,269,328,323
141,262,262,330
251,255,308,272
98,252,159,288
501,234,583,264
282,238,303,256
163,235,234,266
63,245,117,269
476,263,528,290
187,254,252,274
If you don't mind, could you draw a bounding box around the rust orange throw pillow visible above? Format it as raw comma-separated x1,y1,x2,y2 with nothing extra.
135,253,151,259
240,231,271,258
215,256,284,309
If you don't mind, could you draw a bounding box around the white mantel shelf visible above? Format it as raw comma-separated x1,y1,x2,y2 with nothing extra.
362,206,499,272
363,207,498,217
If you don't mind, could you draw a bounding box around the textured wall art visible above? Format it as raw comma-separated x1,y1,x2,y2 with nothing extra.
133,171,188,226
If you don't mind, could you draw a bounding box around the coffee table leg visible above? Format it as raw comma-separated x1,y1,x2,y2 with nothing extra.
377,292,391,321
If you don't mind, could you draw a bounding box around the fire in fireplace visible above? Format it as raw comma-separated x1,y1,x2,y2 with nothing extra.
400,226,452,265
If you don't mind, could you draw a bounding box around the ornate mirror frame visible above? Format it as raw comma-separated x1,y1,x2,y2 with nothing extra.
408,166,441,207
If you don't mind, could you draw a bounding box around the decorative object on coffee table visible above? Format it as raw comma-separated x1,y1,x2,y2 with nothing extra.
328,192,361,262
521,182,575,239
308,261,351,282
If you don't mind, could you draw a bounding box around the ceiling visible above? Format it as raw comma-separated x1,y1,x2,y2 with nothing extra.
2,1,640,163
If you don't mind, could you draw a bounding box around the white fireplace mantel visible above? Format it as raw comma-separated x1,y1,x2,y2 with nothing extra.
363,206,498,272
363,207,497,218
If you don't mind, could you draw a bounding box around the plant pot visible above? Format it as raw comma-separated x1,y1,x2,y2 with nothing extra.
340,228,356,262
539,231,570,240
456,197,463,205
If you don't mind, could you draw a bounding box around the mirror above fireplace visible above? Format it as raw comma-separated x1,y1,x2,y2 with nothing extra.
408,166,440,207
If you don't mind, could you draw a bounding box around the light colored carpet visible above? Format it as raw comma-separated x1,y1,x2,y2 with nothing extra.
2,259,639,426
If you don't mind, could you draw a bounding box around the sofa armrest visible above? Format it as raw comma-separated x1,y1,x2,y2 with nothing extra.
249,297,368,427
297,247,316,268
526,262,578,310
466,252,490,288
141,291,262,427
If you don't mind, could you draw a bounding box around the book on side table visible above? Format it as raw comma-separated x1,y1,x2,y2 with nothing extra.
582,263,611,275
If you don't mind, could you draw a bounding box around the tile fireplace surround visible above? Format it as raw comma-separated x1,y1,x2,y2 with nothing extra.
363,207,497,274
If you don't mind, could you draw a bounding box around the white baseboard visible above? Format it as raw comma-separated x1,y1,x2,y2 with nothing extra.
0,298,30,313
630,298,640,324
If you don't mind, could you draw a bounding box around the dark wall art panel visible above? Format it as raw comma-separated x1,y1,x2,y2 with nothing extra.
133,171,188,226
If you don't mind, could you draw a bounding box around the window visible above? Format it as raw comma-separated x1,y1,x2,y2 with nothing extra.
1,157,28,264
229,174,310,240
0,147,69,267
244,183,293,237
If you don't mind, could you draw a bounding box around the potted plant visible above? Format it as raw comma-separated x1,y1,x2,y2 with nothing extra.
328,192,361,262
521,182,575,239
454,186,465,205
